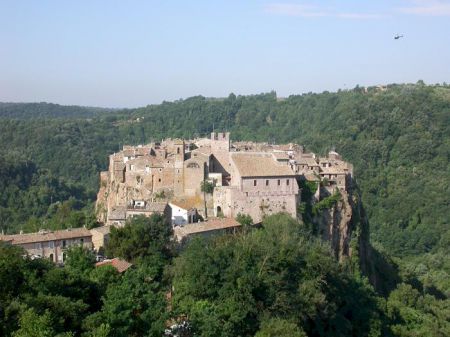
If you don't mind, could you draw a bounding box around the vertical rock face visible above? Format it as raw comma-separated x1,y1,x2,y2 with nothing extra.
313,191,354,260
311,185,395,294
314,189,359,261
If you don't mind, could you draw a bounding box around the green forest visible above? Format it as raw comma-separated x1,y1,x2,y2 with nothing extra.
0,82,449,336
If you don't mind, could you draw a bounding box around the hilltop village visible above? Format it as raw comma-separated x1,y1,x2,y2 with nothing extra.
0,132,354,263
97,132,353,227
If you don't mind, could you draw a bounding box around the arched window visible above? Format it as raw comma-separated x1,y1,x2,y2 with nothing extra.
49,254,54,262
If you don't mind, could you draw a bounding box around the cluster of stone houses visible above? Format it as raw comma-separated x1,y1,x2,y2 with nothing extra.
97,132,353,225
1,132,353,263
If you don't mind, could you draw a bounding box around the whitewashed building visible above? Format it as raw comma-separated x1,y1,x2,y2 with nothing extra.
169,202,197,226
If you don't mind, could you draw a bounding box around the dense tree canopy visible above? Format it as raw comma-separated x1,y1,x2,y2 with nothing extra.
172,214,387,337
105,214,173,262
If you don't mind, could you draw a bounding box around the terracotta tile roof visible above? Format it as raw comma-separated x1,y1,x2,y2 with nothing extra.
169,201,197,211
95,258,133,273
170,195,203,210
0,228,92,245
296,157,319,166
146,202,168,212
320,167,348,175
122,149,135,157
174,217,241,240
231,153,294,177
272,152,290,160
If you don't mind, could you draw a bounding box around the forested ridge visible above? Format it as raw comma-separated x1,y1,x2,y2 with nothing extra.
0,82,449,336
0,102,114,119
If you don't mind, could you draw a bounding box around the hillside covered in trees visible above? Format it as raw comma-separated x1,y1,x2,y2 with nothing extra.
1,82,448,256
0,82,449,335
1,214,449,337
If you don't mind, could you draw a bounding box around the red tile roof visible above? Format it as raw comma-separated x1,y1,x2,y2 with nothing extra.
95,258,133,273
174,217,241,240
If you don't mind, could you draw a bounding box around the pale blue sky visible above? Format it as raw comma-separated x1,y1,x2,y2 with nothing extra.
1,0,450,107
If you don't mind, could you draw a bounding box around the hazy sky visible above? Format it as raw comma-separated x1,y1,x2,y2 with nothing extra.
1,0,450,107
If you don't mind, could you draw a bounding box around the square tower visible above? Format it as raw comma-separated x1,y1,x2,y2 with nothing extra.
211,132,230,152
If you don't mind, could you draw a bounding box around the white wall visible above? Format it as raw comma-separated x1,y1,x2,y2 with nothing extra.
169,203,195,226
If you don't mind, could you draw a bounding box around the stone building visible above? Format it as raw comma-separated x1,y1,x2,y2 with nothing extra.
0,228,93,263
96,138,207,225
90,226,111,251
173,217,241,243
214,152,299,223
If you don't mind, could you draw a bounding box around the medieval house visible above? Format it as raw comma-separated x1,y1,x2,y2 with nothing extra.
0,228,93,263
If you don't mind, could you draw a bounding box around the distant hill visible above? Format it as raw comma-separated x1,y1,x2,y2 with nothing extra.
0,102,115,119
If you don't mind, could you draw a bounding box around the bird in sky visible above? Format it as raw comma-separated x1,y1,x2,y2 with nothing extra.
394,34,404,40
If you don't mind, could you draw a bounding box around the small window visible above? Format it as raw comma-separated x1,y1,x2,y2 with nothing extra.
80,238,84,245
158,178,161,182
62,240,66,248
253,180,257,186
277,179,280,186
177,148,180,154
266,180,269,186
49,241,54,249
286,179,290,186
36,242,42,249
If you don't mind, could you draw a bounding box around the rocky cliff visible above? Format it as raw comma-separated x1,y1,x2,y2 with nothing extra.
311,184,395,294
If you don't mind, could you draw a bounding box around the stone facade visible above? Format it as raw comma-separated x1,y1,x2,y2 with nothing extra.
213,153,299,223
0,228,93,263
90,226,111,251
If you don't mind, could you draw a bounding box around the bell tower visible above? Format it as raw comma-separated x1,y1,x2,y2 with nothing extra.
174,139,185,195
